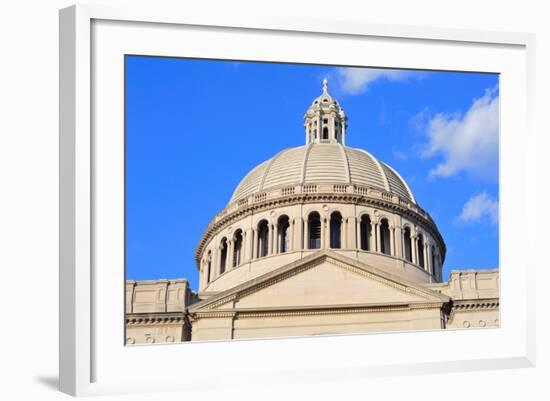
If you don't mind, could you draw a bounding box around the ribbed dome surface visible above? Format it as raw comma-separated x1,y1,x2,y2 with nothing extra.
229,143,416,204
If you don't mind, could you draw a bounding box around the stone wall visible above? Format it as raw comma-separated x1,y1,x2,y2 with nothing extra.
125,269,500,344
428,270,500,329
125,279,195,344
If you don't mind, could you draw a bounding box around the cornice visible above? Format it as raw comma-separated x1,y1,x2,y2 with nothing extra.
190,301,445,321
447,298,500,324
452,299,500,310
194,192,446,267
126,312,186,325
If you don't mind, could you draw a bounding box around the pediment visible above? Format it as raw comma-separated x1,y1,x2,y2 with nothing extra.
190,250,449,312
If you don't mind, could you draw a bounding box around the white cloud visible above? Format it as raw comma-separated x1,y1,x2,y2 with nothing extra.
420,87,499,179
336,67,418,95
457,192,499,225
392,150,408,161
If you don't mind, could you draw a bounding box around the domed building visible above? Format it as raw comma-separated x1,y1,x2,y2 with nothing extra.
125,80,500,344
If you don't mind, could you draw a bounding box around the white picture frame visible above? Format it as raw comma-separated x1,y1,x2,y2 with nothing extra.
59,4,536,397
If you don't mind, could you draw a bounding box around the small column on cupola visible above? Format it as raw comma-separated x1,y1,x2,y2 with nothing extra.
304,79,348,145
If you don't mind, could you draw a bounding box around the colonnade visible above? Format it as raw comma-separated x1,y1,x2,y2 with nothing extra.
200,211,442,288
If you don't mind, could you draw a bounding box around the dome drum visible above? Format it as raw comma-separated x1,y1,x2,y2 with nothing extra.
196,199,445,293
204,182,437,241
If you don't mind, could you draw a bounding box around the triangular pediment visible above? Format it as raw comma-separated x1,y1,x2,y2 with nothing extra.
189,250,449,312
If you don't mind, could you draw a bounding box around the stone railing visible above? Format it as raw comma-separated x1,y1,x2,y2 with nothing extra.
211,183,429,227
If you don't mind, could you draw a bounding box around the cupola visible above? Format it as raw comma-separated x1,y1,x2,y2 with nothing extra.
304,79,348,145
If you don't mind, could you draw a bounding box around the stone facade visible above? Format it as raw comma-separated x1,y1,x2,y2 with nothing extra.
125,279,195,344
125,261,499,344
125,80,499,344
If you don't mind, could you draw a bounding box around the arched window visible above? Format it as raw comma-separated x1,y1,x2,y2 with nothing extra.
322,127,329,140
206,250,212,284
417,234,425,268
403,226,413,262
330,211,342,249
380,219,391,255
257,220,269,258
232,230,243,267
219,238,228,274
278,215,290,253
308,212,321,249
360,215,371,251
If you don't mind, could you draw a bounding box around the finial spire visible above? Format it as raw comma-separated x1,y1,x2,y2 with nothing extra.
322,78,328,93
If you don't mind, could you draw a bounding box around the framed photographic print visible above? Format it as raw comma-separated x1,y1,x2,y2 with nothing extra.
59,4,536,397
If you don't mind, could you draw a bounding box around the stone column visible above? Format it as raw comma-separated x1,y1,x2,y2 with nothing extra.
251,229,257,259
203,259,211,288
207,256,213,284
342,218,348,248
294,217,303,251
227,239,234,270
434,251,440,281
355,217,361,249
212,247,219,279
424,243,429,272
368,222,376,252
389,226,395,256
374,223,380,252
412,235,418,265
321,217,327,248
242,229,250,262
273,223,279,254
342,120,346,145
288,220,293,252
268,224,273,255
199,260,205,290
303,217,309,249
425,243,432,274
348,217,356,249
394,226,403,259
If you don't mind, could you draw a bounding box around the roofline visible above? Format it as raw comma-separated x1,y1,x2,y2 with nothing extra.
190,250,450,312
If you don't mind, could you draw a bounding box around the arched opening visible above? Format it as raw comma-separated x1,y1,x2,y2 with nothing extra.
232,230,243,267
380,219,391,255
277,215,290,253
322,127,329,140
360,215,371,251
308,212,321,249
403,226,413,262
330,211,342,249
417,234,425,268
219,238,228,274
206,250,212,284
257,220,269,258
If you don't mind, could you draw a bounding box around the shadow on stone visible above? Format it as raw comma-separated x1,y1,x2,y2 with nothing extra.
35,376,58,391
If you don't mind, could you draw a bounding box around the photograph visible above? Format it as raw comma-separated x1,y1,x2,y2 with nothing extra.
124,56,500,344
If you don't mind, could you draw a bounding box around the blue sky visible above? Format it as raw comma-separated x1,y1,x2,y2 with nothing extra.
125,56,499,289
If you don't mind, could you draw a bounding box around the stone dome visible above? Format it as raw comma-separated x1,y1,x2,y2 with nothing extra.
195,79,445,293
229,143,416,205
